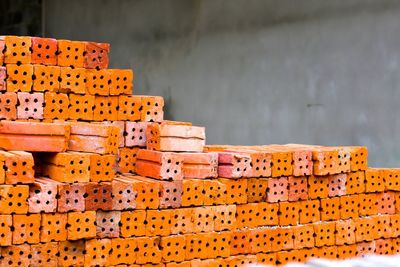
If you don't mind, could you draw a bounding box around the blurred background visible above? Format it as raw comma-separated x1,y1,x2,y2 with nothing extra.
1,0,400,167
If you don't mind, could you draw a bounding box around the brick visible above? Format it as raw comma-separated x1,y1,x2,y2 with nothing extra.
31,37,57,65
1,244,31,267
247,150,272,177
6,64,33,92
266,177,288,203
229,229,251,256
337,244,357,259
136,236,162,264
12,213,40,244
118,95,141,121
365,168,385,192
32,65,60,92
349,146,368,171
28,178,57,213
292,224,314,249
385,168,400,191
219,178,247,204
291,147,313,176
203,179,227,205
328,173,347,197
85,182,113,211
3,36,31,64
68,93,95,120
356,240,376,257
355,217,377,242
139,95,164,122
41,152,90,183
171,208,194,235
0,185,29,214
0,40,4,65
89,153,116,182
30,242,58,267
247,177,268,203
86,69,111,95
257,202,279,226
256,253,277,266
118,174,160,209
312,147,340,175
358,193,378,216
217,152,252,178
125,121,150,147
340,194,360,219
161,235,187,263
17,92,44,119
337,147,351,173
147,123,206,152
299,200,320,224
313,221,336,247
0,92,17,119
57,182,86,212
0,150,34,184
377,191,395,214
192,206,215,233
104,120,125,147
146,209,173,236
288,176,308,201
336,219,356,245
43,92,69,119
375,215,393,239
225,255,257,266
308,175,329,199
67,211,96,240
375,238,393,255
236,203,259,228
84,41,110,69
391,214,400,238
40,213,67,242
109,237,136,265
279,201,300,226
84,238,111,267
93,95,119,121
393,238,400,254
58,240,85,267
271,227,294,252
59,66,86,94
250,228,273,253
320,197,341,221
212,204,237,231
111,178,137,210
96,210,121,238
269,150,293,177
346,171,365,194
182,179,204,207
181,152,218,179
0,120,70,152
118,147,139,174
120,210,146,237
0,215,12,246
315,245,337,259
69,122,120,154
136,149,183,180
110,68,133,95
57,40,85,68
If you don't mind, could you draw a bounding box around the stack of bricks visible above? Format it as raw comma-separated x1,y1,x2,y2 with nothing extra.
0,36,399,267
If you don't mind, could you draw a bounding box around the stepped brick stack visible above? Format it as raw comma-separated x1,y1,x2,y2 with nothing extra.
0,36,398,267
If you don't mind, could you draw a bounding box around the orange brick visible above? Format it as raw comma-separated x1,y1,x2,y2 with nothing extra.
340,194,360,219
68,93,95,120
84,41,110,69
391,214,400,238
40,213,67,242
6,64,33,92
111,178,137,210
336,219,356,245
59,66,86,94
96,210,121,238
377,191,395,214
0,40,3,65
365,168,385,193
139,95,164,122
84,238,111,267
120,210,146,237
12,213,40,244
118,95,141,121
136,149,183,180
217,152,252,178
125,121,150,147
0,215,12,246
58,240,85,267
349,146,368,171
0,92,17,119
346,171,366,194
57,40,85,68
314,221,336,247
146,209,173,236
385,168,400,191
67,211,96,240
279,201,300,226
31,37,57,65
182,179,204,207
230,229,251,255
358,193,378,216
30,242,58,267
0,150,34,184
374,215,392,239
33,65,60,92
118,174,160,209
256,253,277,266
356,240,376,257
3,36,31,64
43,92,69,119
86,69,111,95
0,185,29,214
191,206,215,233
355,217,377,242
89,153,116,182
171,208,194,235
219,178,247,204
181,152,218,179
308,175,329,199
203,179,227,205
136,236,162,264
57,182,86,212
337,244,357,259
375,238,393,255
288,176,308,201
247,177,268,203
328,173,347,197
109,237,136,265
93,95,119,121
118,147,139,174
299,200,320,224
110,69,133,95
271,227,294,252
266,177,289,203
320,197,341,221
1,243,31,267
85,182,113,211
161,235,187,263
236,203,259,229
312,147,339,175
17,92,44,119
292,224,314,249
212,204,237,231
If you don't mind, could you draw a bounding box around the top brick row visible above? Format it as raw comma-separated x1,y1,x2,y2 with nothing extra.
0,36,110,69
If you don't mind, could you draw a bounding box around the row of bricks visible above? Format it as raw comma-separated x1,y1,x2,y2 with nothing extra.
0,36,110,69
0,92,163,122
0,65,133,96
121,147,367,182
205,144,368,177
0,223,398,265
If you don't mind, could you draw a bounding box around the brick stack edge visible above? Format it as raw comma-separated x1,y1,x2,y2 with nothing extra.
0,36,396,267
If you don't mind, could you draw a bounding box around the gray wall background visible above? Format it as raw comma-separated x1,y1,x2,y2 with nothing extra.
43,0,400,167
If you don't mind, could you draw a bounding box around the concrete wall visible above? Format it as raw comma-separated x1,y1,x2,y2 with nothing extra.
44,0,400,166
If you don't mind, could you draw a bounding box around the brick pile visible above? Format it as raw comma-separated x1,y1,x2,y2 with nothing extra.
0,36,397,267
